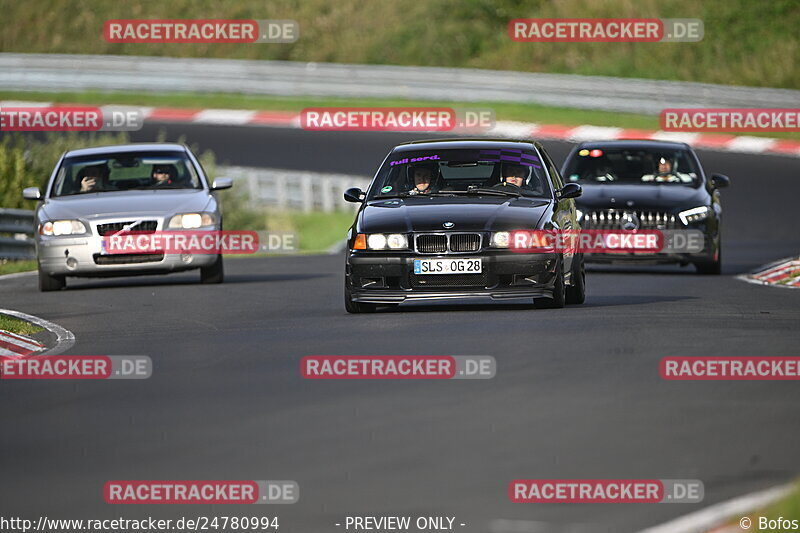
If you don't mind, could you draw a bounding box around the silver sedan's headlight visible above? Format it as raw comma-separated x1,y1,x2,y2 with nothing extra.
39,220,88,236
678,206,710,225
167,212,216,229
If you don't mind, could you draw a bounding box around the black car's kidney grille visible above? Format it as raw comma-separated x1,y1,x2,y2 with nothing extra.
410,273,488,288
582,210,678,230
450,233,481,252
96,220,158,236
415,233,482,253
416,234,448,253
93,253,164,265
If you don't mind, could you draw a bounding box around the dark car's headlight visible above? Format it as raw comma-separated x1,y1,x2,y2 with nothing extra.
575,208,584,222
167,212,216,229
490,231,511,248
39,220,88,236
353,233,408,250
678,206,710,225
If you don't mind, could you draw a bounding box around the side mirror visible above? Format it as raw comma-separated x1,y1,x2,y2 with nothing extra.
557,183,582,200
344,187,365,203
23,187,42,200
710,174,730,189
211,177,233,191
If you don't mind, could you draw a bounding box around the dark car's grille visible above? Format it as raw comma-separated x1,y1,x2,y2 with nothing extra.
96,220,158,236
450,233,481,252
410,273,488,288
415,233,482,254
582,210,678,230
93,253,164,265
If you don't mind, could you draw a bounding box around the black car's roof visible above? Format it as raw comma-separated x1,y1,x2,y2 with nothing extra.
574,139,691,151
393,138,542,153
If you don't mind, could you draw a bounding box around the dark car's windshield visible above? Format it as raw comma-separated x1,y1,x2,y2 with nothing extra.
51,151,203,197
366,147,552,200
563,147,701,187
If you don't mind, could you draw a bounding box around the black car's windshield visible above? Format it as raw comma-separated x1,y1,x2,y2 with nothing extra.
51,151,203,197
563,147,701,187
366,147,552,200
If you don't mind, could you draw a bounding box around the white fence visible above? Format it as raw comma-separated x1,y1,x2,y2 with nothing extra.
219,166,371,212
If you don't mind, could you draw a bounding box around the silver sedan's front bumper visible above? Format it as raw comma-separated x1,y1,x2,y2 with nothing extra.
37,234,217,277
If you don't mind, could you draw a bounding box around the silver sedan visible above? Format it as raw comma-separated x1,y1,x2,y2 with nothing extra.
23,143,232,291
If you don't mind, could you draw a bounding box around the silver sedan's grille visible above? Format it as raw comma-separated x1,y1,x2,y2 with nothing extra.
415,233,482,254
582,210,678,230
96,220,158,236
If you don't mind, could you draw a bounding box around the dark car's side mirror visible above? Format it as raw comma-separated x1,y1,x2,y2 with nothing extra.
557,183,582,200
344,188,365,203
22,187,42,200
710,174,730,189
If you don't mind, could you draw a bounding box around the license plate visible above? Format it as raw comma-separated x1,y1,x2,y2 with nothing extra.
413,258,482,275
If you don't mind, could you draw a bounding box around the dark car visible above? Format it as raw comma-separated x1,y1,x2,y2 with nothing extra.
342,139,585,313
561,140,730,274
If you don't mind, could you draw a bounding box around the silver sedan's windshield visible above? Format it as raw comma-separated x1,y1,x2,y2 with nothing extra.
52,151,203,197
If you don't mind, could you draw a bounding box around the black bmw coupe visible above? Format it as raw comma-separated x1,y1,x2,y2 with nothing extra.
343,139,585,313
562,139,730,274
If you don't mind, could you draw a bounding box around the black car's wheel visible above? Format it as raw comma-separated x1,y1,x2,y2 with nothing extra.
344,284,378,313
38,266,66,292
694,244,722,275
565,253,586,305
534,263,565,309
200,255,224,284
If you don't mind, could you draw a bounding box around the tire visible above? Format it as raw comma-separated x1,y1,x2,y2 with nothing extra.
200,255,224,284
694,246,721,275
565,253,586,305
344,284,378,313
38,266,65,292
534,262,565,309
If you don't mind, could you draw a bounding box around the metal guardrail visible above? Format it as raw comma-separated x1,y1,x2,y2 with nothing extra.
220,166,370,212
0,208,35,260
1,53,799,115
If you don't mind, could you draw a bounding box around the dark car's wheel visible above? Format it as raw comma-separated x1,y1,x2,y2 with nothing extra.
38,266,65,292
694,246,722,275
565,253,586,305
200,255,224,284
534,263,565,309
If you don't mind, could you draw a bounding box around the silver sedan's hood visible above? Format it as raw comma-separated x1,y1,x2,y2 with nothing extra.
40,190,212,221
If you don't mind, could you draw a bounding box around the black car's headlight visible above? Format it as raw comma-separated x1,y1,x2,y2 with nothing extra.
39,220,88,236
490,231,511,248
167,212,217,229
353,233,409,250
575,208,584,222
678,206,710,225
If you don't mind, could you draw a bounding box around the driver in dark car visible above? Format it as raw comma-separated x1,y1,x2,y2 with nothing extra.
642,154,691,183
497,163,528,188
408,163,438,195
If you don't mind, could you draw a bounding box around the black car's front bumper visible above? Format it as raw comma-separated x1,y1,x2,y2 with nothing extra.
346,252,561,304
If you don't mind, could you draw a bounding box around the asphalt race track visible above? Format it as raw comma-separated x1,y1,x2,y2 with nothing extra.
1,125,798,533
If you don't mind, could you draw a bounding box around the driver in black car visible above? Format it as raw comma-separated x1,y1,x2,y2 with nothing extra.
642,154,685,183
408,163,438,195
496,163,527,188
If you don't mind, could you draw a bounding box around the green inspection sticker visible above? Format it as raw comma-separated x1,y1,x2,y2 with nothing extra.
381,185,393,193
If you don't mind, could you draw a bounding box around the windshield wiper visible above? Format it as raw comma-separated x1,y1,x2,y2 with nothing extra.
464,187,521,197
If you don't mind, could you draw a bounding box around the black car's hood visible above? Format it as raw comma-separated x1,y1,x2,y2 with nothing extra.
359,196,551,233
576,184,707,211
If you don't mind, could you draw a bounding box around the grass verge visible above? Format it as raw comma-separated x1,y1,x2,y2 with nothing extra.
735,482,800,529
0,313,43,336
0,259,37,276
2,90,798,141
